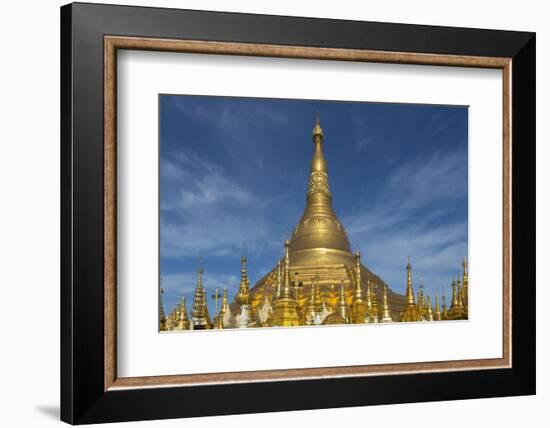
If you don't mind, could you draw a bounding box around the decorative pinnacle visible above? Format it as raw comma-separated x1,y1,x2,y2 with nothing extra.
312,111,324,139
276,259,282,296
197,265,204,288
282,240,292,297
405,257,415,305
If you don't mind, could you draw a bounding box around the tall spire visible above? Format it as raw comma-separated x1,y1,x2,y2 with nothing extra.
303,275,322,325
451,276,458,308
351,251,366,323
379,284,393,322
335,282,349,322
368,281,379,323
456,276,464,309
159,286,167,331
434,291,442,321
400,257,421,322
441,287,448,320
167,302,178,331
353,251,363,302
176,296,190,330
405,257,415,304
216,287,229,329
447,274,467,320
273,260,282,302
289,115,353,266
426,295,434,321
365,272,372,316
309,112,329,195
191,265,211,329
282,241,292,299
271,240,300,327
235,255,251,306
462,256,469,315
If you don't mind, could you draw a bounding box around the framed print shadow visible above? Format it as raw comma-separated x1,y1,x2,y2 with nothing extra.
60,2,535,425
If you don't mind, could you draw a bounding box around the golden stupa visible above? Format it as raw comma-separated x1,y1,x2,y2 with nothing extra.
242,114,407,321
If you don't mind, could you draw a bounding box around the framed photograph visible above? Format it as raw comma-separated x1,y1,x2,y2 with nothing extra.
61,2,535,424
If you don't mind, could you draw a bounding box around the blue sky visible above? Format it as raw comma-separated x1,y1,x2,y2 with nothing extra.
159,95,468,316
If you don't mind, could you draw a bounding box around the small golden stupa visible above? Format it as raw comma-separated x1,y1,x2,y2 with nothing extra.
191,266,212,329
400,258,421,322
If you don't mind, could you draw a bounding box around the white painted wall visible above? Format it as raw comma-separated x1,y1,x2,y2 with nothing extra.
0,1,546,427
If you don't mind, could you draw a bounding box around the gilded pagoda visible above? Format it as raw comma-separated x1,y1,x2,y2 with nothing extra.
161,116,469,331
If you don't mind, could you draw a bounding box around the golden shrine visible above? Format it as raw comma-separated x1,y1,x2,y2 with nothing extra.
160,116,469,331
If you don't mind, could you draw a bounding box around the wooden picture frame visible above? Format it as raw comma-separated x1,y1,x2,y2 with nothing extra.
61,2,535,424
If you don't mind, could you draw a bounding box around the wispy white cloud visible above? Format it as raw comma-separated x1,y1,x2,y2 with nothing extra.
160,149,288,260
342,148,467,295
161,154,252,209
387,148,466,209
170,97,289,149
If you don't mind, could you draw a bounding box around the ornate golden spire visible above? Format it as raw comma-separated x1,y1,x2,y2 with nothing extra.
379,284,393,322
235,255,251,306
353,251,363,302
405,257,415,304
447,275,467,320
191,266,211,329
462,256,469,316
369,281,379,323
215,287,229,329
441,288,448,320
456,276,464,309
417,278,426,319
451,276,458,308
176,296,190,330
426,295,434,321
159,286,167,331
434,291,442,321
282,241,292,299
288,115,353,266
303,275,322,325
364,272,372,315
165,304,175,331
273,260,282,302
335,282,349,322
271,241,301,327
350,251,367,323
400,257,421,322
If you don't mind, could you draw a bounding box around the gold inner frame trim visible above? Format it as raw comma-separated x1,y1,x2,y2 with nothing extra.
104,35,512,391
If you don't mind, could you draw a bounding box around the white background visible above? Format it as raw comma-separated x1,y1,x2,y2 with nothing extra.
0,0,546,427
118,51,503,378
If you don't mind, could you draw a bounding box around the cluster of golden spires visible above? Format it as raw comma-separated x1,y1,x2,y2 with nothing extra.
160,115,469,331
160,250,469,330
